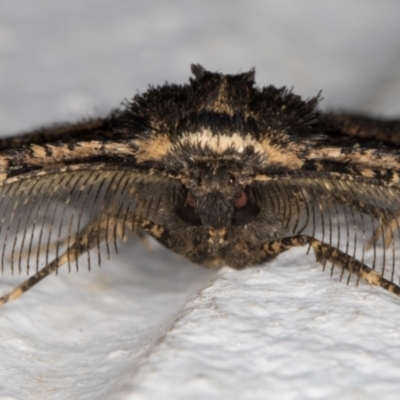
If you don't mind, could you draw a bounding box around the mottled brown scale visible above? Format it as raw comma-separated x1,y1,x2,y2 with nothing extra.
1,64,400,305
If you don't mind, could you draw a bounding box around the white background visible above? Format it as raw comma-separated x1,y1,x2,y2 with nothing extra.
1,1,400,399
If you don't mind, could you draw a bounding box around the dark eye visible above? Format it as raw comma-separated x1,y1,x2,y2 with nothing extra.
175,187,201,226
232,187,260,226
228,175,235,185
197,176,203,186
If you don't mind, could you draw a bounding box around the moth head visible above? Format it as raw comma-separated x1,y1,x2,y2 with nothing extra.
176,162,260,229
126,64,322,229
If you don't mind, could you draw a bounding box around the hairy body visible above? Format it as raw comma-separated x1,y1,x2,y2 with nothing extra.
1,64,400,304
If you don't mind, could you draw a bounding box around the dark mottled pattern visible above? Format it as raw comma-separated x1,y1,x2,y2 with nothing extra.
1,64,400,305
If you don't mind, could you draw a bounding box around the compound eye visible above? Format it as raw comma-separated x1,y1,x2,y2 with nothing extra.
234,191,248,209
186,194,196,207
197,176,203,186
232,187,260,226
228,174,235,185
176,188,201,226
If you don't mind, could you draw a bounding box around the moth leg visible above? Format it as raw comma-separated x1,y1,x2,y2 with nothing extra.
366,215,400,250
329,189,400,251
263,235,400,297
0,246,79,305
0,214,128,305
0,213,164,305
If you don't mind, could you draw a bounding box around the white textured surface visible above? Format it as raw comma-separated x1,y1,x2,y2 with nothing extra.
1,2,400,399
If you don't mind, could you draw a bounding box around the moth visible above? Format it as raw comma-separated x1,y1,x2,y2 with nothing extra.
0,63,400,305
